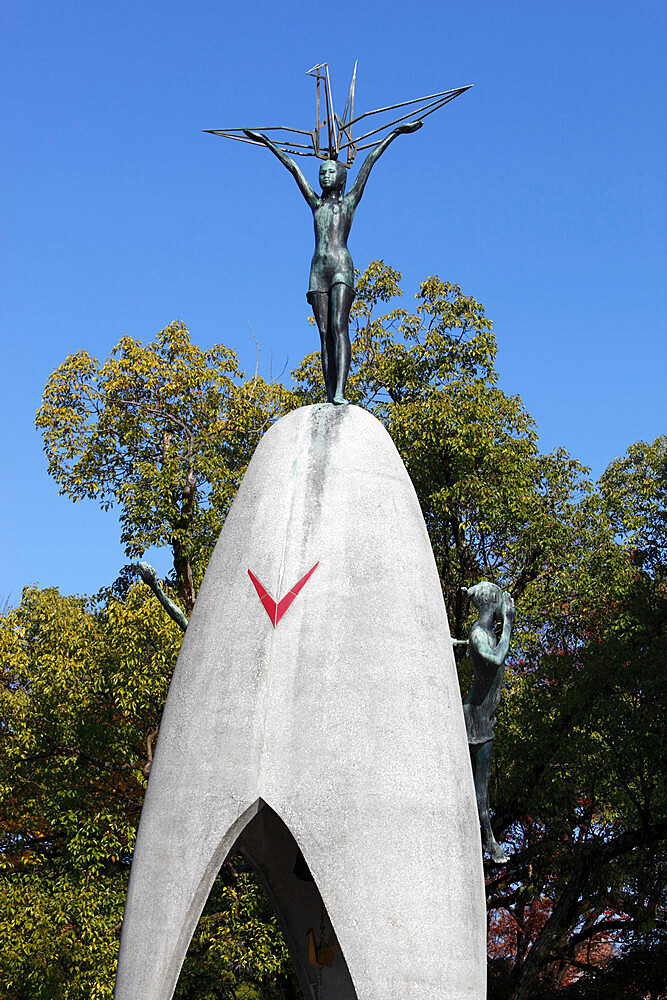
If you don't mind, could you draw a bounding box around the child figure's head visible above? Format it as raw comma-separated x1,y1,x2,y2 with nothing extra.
319,157,347,194
463,581,503,619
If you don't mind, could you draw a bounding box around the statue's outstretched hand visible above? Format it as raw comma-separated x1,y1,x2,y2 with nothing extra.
138,561,158,586
243,129,267,144
394,120,423,135
502,593,516,626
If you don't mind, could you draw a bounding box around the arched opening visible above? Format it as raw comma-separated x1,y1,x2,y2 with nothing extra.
176,801,358,1000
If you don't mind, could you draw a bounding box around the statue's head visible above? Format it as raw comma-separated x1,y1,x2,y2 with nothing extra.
463,581,503,619
319,158,347,194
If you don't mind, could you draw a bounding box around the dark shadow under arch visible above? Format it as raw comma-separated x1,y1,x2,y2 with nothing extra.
173,799,358,1000
232,800,358,1000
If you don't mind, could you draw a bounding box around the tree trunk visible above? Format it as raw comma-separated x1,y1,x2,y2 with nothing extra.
172,469,197,615
512,865,585,1000
173,543,196,616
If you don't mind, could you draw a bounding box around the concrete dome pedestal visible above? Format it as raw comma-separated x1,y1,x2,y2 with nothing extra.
114,403,486,1000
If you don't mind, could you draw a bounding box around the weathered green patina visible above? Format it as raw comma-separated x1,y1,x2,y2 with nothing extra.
462,581,515,865
137,562,189,632
243,123,422,404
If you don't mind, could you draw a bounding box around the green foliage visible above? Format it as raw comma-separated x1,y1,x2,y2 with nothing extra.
0,584,299,999
36,322,288,611
488,436,667,997
294,261,593,642
0,584,177,871
292,259,498,411
0,584,178,997
0,870,125,1000
175,859,298,1000
598,434,667,580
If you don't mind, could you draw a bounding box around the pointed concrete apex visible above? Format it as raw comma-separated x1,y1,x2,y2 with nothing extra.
114,404,486,1000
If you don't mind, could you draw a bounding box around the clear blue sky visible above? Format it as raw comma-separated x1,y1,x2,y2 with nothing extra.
2,0,665,603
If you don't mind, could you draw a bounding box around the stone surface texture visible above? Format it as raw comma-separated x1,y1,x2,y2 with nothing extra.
113,403,486,1000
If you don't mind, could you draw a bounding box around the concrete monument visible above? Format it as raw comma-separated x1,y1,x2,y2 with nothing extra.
113,404,486,999
115,65,483,999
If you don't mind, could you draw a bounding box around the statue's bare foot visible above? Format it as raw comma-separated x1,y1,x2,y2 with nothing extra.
484,840,509,865
332,395,349,406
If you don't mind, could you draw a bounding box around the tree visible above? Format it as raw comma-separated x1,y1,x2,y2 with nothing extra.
36,321,288,613
24,322,299,998
485,436,667,998
292,263,667,995
292,260,591,637
0,583,299,999
0,583,176,998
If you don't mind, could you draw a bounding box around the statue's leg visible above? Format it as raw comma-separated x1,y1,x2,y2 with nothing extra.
330,283,354,404
474,740,508,865
310,292,335,402
469,743,484,829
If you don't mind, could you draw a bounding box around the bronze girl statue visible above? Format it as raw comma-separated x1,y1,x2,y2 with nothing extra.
462,581,515,865
243,122,422,404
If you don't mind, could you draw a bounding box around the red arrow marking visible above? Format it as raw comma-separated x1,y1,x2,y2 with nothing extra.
248,562,319,627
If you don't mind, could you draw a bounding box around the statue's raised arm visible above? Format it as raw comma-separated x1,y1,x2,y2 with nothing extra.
137,561,189,632
243,129,318,210
347,120,422,209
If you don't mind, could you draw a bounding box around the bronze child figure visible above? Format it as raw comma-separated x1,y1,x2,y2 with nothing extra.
243,122,422,404
462,581,515,864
